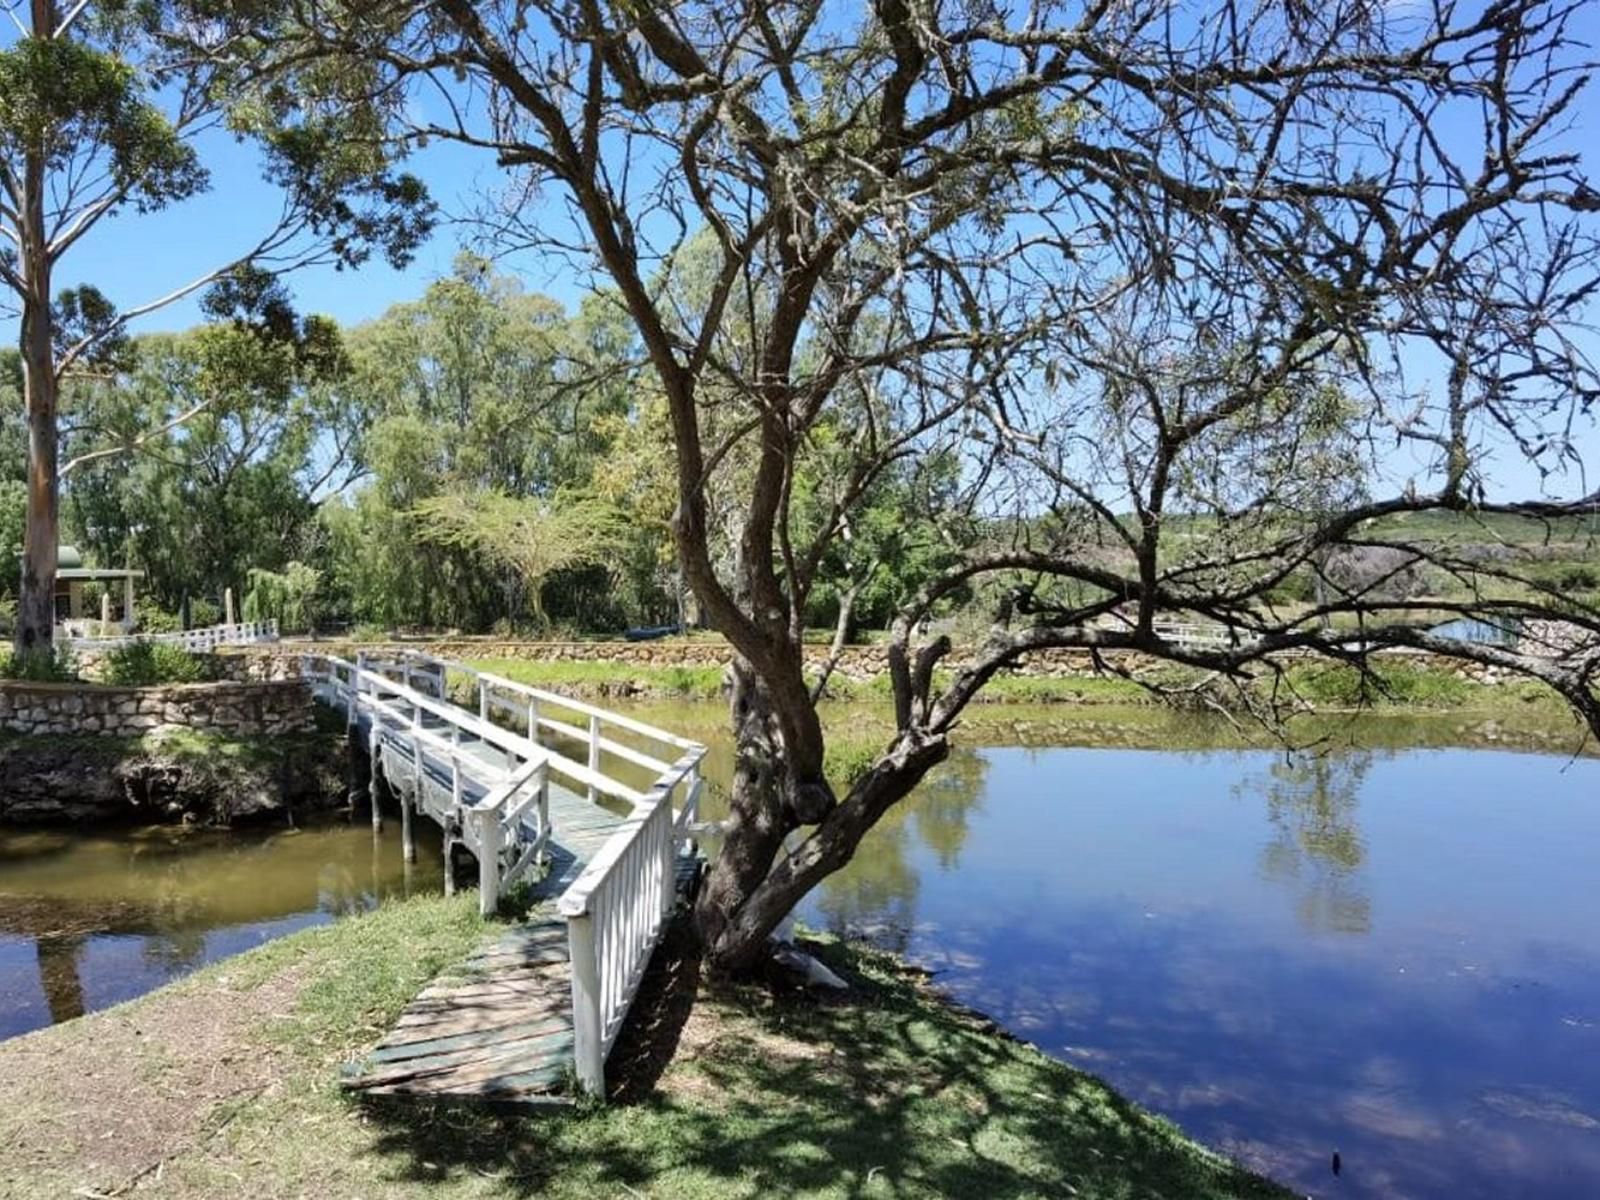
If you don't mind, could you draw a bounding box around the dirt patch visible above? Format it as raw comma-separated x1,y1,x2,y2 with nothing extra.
0,964,309,1198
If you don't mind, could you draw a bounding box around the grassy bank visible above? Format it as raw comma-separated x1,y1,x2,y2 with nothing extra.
0,893,1288,1199
469,654,1573,714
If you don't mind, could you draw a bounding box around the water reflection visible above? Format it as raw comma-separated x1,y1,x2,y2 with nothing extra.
810,751,988,954
1252,752,1373,934
741,731,1600,1200
0,819,442,1040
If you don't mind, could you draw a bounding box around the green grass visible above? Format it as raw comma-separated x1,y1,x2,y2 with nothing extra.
468,657,727,700
0,893,1289,1199
1282,661,1496,709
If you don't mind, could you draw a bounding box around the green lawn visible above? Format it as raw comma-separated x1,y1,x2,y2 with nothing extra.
0,892,1290,1199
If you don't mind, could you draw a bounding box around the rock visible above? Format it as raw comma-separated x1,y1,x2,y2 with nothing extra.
770,941,850,991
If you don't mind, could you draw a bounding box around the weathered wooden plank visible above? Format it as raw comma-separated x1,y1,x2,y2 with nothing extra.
354,1024,574,1081
354,1034,576,1095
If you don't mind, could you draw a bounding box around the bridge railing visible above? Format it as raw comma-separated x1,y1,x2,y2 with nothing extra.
65,619,279,652
303,648,708,1095
559,747,705,1093
303,653,555,914
383,650,699,802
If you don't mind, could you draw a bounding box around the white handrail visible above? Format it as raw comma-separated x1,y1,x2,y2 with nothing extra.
302,648,708,1095
559,746,703,1094
65,619,280,652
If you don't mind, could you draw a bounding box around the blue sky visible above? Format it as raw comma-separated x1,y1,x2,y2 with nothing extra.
2,21,1595,505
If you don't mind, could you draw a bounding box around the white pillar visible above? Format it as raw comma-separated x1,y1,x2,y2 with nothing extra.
475,807,503,917
224,586,235,627
568,913,605,1095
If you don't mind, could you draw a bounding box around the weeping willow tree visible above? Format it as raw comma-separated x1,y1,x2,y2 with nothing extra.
413,492,630,629
241,562,323,633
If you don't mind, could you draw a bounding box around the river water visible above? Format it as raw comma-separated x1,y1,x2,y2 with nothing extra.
0,705,1595,1198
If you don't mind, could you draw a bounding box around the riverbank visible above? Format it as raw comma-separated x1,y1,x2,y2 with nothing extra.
466,653,1576,715
0,892,1289,1199
0,726,348,825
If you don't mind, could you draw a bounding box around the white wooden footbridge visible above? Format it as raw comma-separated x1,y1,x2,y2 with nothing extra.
301,650,707,1101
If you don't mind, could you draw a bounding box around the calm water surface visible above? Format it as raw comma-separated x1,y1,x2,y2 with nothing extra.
1,707,1596,1200
0,819,441,1038
782,734,1600,1200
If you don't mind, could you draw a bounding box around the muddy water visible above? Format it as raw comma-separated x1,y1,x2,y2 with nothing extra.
0,818,442,1039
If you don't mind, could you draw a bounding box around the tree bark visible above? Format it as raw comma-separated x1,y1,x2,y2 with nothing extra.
14,12,58,660
694,716,950,972
692,658,794,963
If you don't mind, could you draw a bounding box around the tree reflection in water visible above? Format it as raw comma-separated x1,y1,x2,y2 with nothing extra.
810,749,988,952
1249,751,1375,934
34,936,86,1024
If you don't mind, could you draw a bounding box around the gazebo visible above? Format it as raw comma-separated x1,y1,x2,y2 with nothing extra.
50,545,143,634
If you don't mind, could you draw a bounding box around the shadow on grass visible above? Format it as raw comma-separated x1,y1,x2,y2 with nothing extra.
356,927,1290,1199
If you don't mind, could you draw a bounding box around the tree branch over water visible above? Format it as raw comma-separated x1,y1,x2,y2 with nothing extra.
233,0,1600,968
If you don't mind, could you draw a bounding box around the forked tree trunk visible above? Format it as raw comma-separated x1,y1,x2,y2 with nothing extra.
693,659,794,967
693,659,952,972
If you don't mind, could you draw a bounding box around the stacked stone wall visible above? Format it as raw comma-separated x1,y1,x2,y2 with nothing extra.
0,679,314,737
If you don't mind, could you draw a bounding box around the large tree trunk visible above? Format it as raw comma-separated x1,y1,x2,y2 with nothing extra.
693,659,795,967
693,656,952,972
14,66,58,662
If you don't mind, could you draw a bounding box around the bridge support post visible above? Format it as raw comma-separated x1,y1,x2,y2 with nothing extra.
401,787,415,863
586,714,600,804
443,823,456,897
474,807,503,918
568,913,605,1096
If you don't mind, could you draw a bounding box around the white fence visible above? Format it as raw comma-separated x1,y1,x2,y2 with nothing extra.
373,651,707,1095
64,619,279,653
560,748,704,1092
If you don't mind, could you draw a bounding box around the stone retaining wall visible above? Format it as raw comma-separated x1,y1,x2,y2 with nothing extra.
0,679,315,738
254,638,1533,687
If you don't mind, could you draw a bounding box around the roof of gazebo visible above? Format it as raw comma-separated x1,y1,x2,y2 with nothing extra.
39,545,144,581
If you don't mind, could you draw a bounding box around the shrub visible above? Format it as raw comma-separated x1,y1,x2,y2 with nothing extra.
188,597,222,628
0,645,78,682
100,642,213,686
135,600,183,633
1286,661,1474,707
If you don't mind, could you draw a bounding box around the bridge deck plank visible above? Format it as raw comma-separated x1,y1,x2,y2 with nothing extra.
329,672,700,1107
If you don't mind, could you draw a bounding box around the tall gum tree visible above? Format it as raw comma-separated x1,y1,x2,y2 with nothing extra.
0,0,432,658
237,0,1600,970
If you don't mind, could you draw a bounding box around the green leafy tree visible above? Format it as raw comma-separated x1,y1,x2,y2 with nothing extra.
413,491,631,629
0,0,431,661
242,561,322,633
64,277,356,613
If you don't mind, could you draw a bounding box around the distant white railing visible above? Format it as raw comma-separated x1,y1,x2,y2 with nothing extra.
1150,620,1258,650
65,619,279,653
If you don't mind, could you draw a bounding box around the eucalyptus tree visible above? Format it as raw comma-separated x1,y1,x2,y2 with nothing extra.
0,0,431,659
326,256,643,629
236,0,1600,969
63,274,357,610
